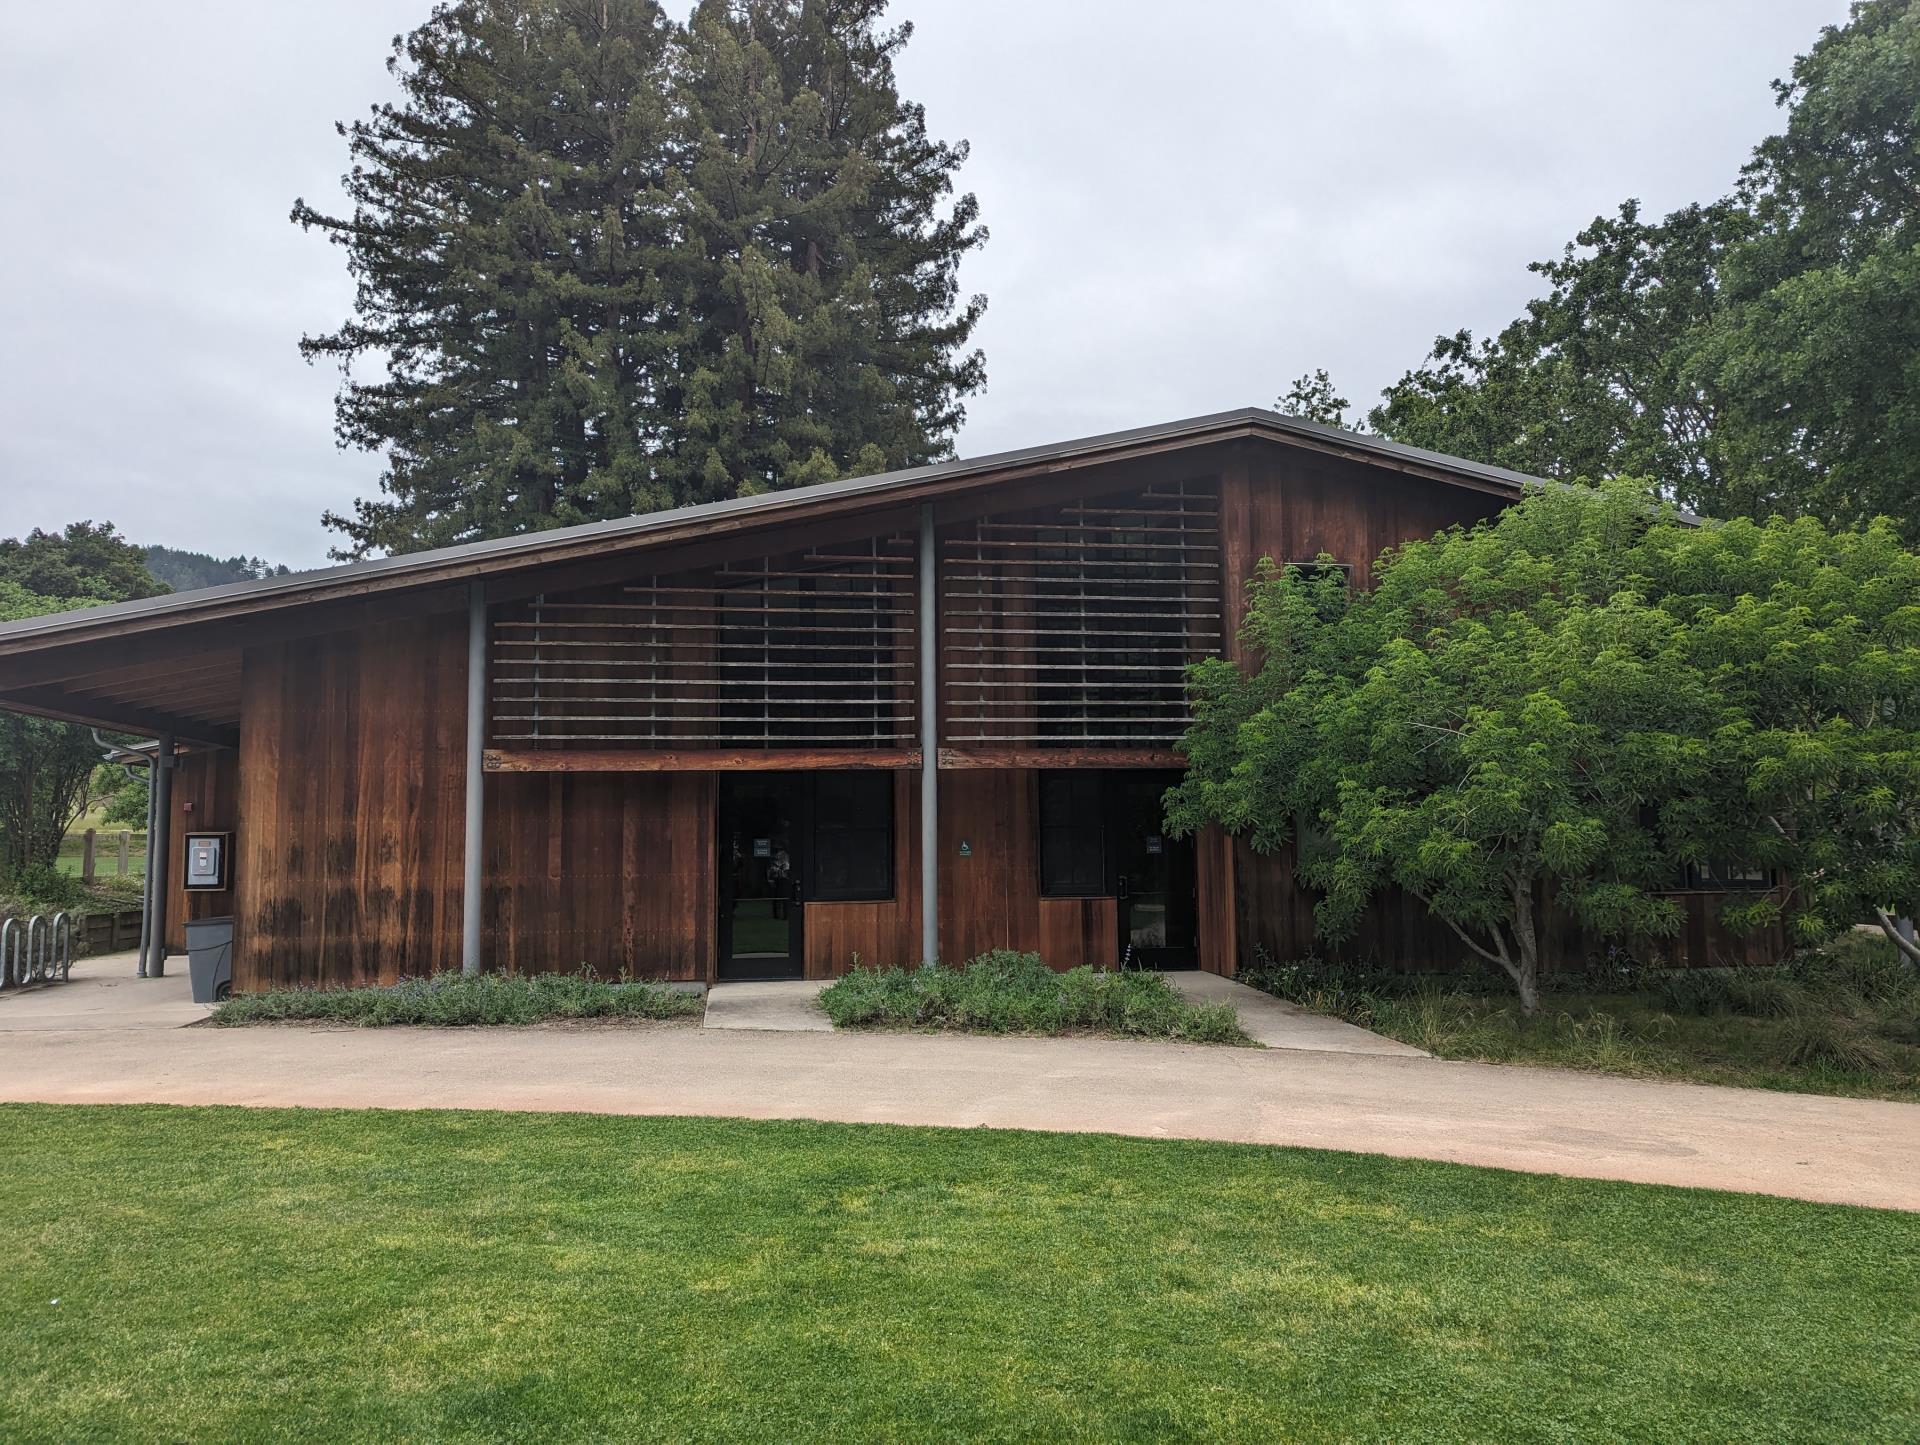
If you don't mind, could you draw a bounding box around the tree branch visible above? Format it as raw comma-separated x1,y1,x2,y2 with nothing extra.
1871,908,1920,967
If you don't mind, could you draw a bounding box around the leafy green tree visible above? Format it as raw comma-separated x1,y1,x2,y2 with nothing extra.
1275,369,1356,429
1369,202,1742,504
1171,484,1724,1013
1633,511,1920,965
1170,484,1920,1011
298,0,985,557
0,524,165,878
1690,0,1920,530
1364,1,1920,535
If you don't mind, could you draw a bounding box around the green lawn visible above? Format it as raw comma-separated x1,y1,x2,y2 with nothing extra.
2,1106,1914,1442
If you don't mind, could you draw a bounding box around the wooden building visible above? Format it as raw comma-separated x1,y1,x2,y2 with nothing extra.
0,410,1781,989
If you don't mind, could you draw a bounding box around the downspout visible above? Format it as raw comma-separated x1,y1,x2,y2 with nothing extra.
918,504,939,963
147,735,175,977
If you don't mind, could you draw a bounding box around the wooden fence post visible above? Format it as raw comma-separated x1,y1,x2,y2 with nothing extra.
82,829,97,883
117,830,130,876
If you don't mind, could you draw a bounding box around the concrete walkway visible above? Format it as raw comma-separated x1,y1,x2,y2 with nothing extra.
1163,970,1427,1056
703,978,832,1032
2,954,1917,1211
0,950,210,1032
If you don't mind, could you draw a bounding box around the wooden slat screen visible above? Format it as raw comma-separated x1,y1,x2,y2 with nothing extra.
940,478,1222,748
490,532,919,750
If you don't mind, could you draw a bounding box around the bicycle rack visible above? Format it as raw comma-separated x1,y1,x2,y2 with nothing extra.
0,911,73,989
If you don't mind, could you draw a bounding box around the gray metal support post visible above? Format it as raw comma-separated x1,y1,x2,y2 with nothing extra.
918,505,939,963
462,581,486,975
135,750,158,978
148,736,175,977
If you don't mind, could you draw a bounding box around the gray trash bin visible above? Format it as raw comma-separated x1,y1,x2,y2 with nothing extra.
185,916,234,1003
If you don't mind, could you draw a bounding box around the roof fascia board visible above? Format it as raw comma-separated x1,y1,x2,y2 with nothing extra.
0,407,1544,661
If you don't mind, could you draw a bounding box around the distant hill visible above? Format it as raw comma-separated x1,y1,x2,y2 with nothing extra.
143,545,292,593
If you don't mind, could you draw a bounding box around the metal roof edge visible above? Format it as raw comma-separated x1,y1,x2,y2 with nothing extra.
0,406,1553,652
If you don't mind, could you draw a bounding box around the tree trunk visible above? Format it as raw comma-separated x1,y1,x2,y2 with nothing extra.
1511,878,1542,1018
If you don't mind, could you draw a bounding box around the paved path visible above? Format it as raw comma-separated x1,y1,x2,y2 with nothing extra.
3,955,1916,1211
1163,969,1428,1055
703,978,832,1032
0,950,210,1031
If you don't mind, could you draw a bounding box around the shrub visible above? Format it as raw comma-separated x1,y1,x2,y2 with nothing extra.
1795,934,1920,1009
0,864,90,918
818,952,1249,1044
212,970,703,1027
1773,1013,1891,1073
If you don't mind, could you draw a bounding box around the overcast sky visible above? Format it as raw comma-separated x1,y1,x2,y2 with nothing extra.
0,1,1847,569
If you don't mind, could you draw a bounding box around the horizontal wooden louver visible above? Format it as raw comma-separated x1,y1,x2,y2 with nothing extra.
940,478,1222,749
489,534,918,750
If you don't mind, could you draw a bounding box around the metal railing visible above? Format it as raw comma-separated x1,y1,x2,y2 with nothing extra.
0,913,73,988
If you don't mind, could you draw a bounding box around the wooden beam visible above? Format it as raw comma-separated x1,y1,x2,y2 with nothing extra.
0,686,238,748
938,748,1185,770
484,747,923,774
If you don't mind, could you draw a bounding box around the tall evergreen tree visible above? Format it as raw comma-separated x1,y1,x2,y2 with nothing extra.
666,0,986,502
296,0,682,553
297,0,985,557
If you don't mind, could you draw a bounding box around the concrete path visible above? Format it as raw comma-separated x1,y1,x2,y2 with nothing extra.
703,978,832,1032
1162,970,1428,1056
3,954,1917,1211
0,950,210,1032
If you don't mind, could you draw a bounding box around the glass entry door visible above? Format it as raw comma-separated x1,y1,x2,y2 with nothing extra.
718,777,805,980
1113,775,1197,969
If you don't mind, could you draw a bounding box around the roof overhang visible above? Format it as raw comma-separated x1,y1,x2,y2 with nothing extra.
0,407,1549,741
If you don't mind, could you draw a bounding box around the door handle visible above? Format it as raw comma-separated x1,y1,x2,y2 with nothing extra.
1117,874,1130,900
791,882,804,904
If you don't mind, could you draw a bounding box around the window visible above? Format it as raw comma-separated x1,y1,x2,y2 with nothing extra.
810,773,894,901
1675,861,1777,892
1283,561,1352,619
1039,771,1108,896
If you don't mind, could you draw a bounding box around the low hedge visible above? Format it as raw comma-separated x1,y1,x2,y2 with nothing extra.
818,950,1250,1044
211,971,703,1027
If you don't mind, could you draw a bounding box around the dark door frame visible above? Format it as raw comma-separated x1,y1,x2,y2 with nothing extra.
1111,771,1198,969
716,774,808,981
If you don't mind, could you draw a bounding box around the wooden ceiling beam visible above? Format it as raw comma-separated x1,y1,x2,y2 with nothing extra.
0,685,238,747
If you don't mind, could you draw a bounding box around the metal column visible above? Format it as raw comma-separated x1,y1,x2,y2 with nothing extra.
462,581,486,975
135,746,159,978
918,505,939,963
147,735,175,977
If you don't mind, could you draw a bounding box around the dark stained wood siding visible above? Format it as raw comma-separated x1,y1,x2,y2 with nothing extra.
483,772,714,981
206,435,1785,989
936,769,1117,968
164,747,239,952
234,615,467,989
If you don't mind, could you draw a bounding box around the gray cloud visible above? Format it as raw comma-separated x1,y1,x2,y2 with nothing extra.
0,1,1846,568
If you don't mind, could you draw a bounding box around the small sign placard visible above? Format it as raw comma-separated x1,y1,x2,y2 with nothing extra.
753,838,772,858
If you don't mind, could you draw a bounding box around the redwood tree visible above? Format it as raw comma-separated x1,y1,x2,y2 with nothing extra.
297,0,985,556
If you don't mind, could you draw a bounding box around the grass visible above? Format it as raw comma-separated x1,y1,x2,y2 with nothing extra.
52,822,148,879
820,949,1249,1043
1249,933,1920,1101
0,1105,1915,1441
211,970,704,1027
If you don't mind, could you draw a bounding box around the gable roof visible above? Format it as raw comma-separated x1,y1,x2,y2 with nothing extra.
0,406,1544,659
